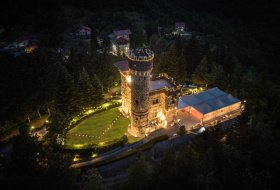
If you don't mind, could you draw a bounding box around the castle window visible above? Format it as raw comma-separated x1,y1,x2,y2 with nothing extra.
153,99,159,105
153,111,158,118
135,100,139,105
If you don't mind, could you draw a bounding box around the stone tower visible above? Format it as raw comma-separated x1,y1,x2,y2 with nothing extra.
127,48,154,136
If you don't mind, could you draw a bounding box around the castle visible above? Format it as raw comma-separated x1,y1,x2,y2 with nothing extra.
115,48,243,137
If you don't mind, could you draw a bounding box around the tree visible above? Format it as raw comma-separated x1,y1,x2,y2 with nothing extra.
174,144,200,189
209,63,225,87
121,153,151,190
192,56,210,85
67,48,83,80
183,34,202,75
176,53,188,84
93,53,118,88
5,134,77,190
55,63,79,115
18,123,31,136
91,74,104,106
156,43,187,83
82,168,107,190
45,110,68,145
78,68,96,108
177,125,186,136
150,149,176,189
48,110,68,135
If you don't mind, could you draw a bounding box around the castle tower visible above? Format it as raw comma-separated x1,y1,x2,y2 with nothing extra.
127,48,154,136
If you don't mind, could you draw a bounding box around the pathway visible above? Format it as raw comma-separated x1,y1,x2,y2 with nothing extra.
0,115,49,141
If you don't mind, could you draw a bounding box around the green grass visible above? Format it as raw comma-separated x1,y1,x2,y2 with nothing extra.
65,107,130,146
127,135,142,143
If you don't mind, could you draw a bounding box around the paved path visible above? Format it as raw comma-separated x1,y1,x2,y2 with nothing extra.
71,141,144,168
0,115,49,156
0,115,49,142
98,133,195,188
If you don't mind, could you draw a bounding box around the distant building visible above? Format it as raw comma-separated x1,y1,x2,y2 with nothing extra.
110,29,131,56
175,22,186,32
0,34,39,56
173,22,192,39
25,45,38,54
75,26,91,38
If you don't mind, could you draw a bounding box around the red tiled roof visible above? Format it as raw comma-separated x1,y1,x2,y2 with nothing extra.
113,29,131,36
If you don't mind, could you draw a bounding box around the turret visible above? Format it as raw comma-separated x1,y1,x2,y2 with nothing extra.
127,48,154,136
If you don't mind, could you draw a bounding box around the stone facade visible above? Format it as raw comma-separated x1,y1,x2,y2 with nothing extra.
115,48,181,137
115,49,243,137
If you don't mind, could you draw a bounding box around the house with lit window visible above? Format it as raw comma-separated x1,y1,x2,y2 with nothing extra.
75,26,91,38
173,22,192,39
0,34,39,56
109,29,131,56
175,22,186,32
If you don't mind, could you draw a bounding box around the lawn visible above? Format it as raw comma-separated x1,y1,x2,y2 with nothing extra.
65,107,130,146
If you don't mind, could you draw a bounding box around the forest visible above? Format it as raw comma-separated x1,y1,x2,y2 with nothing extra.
0,0,279,189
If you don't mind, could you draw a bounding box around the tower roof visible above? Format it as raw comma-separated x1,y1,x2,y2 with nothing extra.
127,48,154,71
127,48,154,62
114,60,129,71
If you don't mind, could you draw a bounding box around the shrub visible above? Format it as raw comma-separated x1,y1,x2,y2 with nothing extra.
178,126,186,136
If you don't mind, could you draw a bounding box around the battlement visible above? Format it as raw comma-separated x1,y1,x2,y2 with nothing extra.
151,73,181,88
127,48,154,62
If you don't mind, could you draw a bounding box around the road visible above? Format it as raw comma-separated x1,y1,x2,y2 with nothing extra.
0,115,49,142
99,134,195,188
0,115,49,157
71,141,144,168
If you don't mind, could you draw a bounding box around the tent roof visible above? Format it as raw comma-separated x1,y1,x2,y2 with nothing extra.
178,87,240,114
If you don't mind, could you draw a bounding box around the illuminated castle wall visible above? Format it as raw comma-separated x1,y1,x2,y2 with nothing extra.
114,48,181,137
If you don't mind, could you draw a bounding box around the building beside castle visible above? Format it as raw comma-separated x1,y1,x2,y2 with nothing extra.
115,48,243,137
